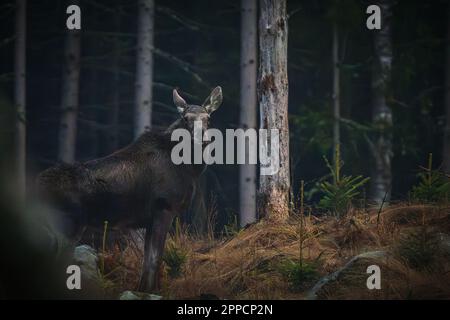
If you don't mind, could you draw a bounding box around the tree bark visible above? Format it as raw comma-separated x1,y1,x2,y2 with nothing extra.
239,0,258,227
107,4,122,152
58,6,81,163
370,0,393,204
14,0,26,198
443,3,450,173
332,22,340,161
134,0,154,138
86,8,99,159
257,0,290,223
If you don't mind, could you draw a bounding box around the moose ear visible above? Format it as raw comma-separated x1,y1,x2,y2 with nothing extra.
173,89,187,113
202,86,223,114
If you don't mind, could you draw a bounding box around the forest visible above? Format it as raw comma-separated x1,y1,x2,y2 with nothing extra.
0,0,450,300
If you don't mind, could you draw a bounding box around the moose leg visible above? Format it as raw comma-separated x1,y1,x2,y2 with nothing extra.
138,209,174,292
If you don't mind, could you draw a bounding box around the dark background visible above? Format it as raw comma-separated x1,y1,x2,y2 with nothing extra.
0,0,448,228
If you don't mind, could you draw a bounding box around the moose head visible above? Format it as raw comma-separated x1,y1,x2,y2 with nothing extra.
173,86,223,143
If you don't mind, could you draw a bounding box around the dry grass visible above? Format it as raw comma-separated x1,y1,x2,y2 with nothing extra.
100,203,450,299
320,254,450,299
165,216,323,299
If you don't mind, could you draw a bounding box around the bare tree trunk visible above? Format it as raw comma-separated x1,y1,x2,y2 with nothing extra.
370,0,393,204
257,0,290,223
443,3,450,173
239,0,258,227
134,0,154,138
86,7,99,159
332,22,340,160
107,5,122,152
14,0,26,199
86,65,99,158
58,12,81,163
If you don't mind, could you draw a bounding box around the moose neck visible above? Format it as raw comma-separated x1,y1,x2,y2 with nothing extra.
165,117,187,136
164,117,207,175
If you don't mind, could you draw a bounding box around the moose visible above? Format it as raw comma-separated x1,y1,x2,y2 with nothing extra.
37,87,223,291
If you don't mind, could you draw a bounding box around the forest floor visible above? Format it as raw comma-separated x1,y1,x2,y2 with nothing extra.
101,203,450,299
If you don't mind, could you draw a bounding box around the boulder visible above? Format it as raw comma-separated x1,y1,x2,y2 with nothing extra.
73,245,101,283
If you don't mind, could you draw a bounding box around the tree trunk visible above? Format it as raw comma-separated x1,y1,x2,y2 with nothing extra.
86,63,99,158
332,22,340,161
134,0,154,138
370,0,393,204
86,6,99,159
257,0,290,223
239,0,258,227
107,4,122,152
443,3,450,173
58,8,81,163
14,0,26,198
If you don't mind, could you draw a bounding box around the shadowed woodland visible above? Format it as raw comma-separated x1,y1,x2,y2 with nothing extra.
1,0,450,299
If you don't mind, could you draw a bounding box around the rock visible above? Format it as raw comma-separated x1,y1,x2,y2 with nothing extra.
74,245,98,264
119,290,162,300
305,250,387,300
73,245,100,282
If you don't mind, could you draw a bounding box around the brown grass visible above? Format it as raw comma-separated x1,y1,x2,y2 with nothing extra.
101,203,450,299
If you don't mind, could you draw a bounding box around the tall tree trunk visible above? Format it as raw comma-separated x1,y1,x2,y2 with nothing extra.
58,9,81,163
14,0,26,199
86,6,99,159
86,63,99,158
107,4,122,152
134,0,154,138
370,0,393,204
257,0,290,223
443,3,450,173
332,22,340,161
239,0,258,227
